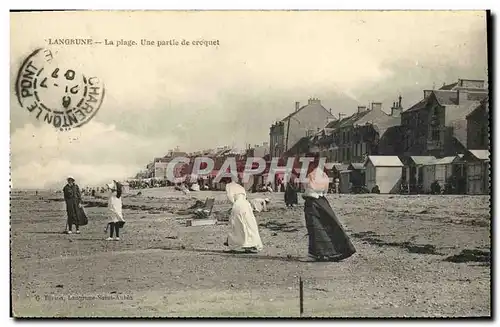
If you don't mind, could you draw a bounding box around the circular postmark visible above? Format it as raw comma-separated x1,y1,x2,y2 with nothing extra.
15,48,105,131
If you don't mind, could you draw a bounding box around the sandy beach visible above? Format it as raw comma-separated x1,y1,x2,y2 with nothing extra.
10,188,491,317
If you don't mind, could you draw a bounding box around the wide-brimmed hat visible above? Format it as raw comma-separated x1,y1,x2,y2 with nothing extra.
67,176,75,181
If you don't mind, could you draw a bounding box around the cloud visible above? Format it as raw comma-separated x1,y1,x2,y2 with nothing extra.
10,122,177,189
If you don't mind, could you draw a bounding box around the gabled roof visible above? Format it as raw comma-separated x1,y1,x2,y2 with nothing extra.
362,113,401,138
410,156,436,165
468,150,490,161
349,162,366,170
322,107,400,139
466,97,489,119
338,110,371,128
281,102,333,122
325,117,345,129
445,101,483,126
440,82,459,90
331,163,349,172
404,98,428,113
433,90,458,106
431,156,461,165
365,155,403,167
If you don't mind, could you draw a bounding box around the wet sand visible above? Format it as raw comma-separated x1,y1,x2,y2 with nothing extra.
10,188,491,317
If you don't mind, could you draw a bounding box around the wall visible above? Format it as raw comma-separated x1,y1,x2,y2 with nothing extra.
467,162,488,194
375,166,403,194
285,105,332,152
426,96,446,157
459,79,485,89
365,161,376,190
434,164,453,188
422,165,435,192
402,97,436,156
467,104,489,150
269,123,285,157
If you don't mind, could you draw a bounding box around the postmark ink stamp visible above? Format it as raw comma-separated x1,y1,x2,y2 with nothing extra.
15,48,105,131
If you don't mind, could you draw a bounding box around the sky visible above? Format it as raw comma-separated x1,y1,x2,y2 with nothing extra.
10,10,488,189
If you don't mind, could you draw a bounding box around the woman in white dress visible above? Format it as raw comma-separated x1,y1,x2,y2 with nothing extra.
224,181,263,253
105,180,126,241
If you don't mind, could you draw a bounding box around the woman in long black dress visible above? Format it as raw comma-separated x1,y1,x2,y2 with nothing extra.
284,173,299,207
302,154,356,261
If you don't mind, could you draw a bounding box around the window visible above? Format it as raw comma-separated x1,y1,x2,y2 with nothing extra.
431,128,440,141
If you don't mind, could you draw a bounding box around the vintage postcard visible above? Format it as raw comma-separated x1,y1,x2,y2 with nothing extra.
10,10,490,318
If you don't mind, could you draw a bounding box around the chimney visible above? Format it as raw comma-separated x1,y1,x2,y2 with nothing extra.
308,98,321,105
391,101,402,117
295,101,300,112
329,108,332,114
424,90,433,99
371,102,382,111
357,106,367,113
457,89,469,104
398,95,402,108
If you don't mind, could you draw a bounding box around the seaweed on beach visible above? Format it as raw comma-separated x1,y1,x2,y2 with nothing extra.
444,249,491,264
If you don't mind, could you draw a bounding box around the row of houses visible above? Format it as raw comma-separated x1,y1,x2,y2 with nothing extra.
140,143,272,182
137,78,489,195
267,78,490,195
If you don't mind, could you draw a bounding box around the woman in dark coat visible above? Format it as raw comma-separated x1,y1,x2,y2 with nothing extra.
63,176,82,234
284,174,299,208
302,154,356,261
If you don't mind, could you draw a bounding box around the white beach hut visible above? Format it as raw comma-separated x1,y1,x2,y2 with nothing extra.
364,156,404,194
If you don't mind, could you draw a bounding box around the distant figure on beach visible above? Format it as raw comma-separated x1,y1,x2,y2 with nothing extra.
285,175,299,208
63,176,82,234
302,153,356,262
250,198,270,213
105,180,125,241
224,181,263,253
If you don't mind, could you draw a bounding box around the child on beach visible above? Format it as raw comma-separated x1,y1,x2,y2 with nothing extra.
105,180,126,241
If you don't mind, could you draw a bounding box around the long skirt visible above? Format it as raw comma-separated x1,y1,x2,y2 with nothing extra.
227,198,263,251
303,196,356,261
284,185,298,206
65,199,87,227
